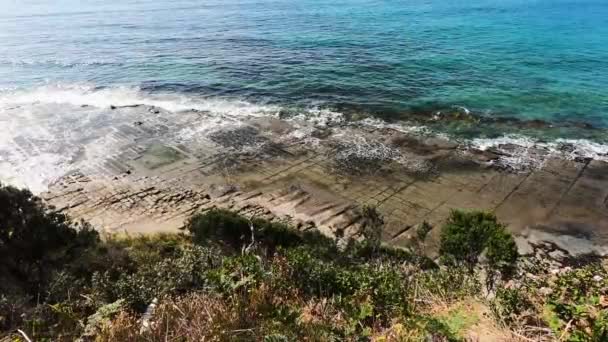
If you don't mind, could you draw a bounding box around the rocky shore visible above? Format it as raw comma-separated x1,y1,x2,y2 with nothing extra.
40,105,608,259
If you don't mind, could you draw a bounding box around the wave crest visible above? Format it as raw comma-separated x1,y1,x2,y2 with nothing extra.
0,83,282,116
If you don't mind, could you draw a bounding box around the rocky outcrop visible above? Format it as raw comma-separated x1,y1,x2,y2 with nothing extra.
36,106,608,256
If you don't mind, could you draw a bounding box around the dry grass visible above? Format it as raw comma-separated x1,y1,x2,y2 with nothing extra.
97,293,262,341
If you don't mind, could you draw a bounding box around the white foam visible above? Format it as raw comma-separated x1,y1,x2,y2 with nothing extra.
0,83,281,116
287,107,344,127
470,135,608,171
0,84,329,192
0,83,285,192
332,134,433,174
470,136,537,153
356,117,428,134
552,138,608,160
0,153,73,193
453,105,470,115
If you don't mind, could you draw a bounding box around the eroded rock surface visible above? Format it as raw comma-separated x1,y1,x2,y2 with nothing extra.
37,105,608,256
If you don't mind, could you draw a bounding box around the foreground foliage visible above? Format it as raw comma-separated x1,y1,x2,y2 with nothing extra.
439,210,518,278
0,183,606,341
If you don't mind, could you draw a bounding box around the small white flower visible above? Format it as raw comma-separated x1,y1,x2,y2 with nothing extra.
592,275,603,282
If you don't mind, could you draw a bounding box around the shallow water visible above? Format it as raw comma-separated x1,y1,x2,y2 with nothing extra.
1,0,608,190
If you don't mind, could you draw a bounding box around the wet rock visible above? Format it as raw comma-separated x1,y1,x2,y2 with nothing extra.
470,149,501,162
310,128,332,139
574,156,592,164
548,249,567,261
569,121,595,130
558,143,576,153
522,119,551,129
332,139,400,175
208,126,268,150
251,117,294,135
430,106,478,123
424,137,459,150
496,143,519,154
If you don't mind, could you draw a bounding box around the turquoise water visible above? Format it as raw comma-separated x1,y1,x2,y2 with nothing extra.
1,0,607,128
1,0,608,190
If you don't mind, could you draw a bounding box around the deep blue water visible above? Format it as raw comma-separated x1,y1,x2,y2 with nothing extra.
1,0,607,128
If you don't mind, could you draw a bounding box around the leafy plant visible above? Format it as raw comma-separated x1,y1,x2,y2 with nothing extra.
485,228,518,278
439,210,518,277
491,287,533,325
0,183,100,296
416,221,432,242
545,266,608,341
91,243,215,311
186,208,333,255
82,299,125,338
360,205,384,251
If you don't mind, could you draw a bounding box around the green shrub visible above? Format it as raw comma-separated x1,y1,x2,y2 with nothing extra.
360,205,384,250
415,221,433,243
282,246,410,323
0,183,100,296
91,243,215,311
208,253,266,295
485,228,518,277
491,287,533,325
439,210,518,276
186,208,252,247
546,265,608,341
186,208,335,256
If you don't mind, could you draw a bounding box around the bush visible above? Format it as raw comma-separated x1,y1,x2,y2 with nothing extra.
0,184,100,295
282,246,410,324
360,205,384,250
186,208,334,255
485,228,518,277
207,253,266,295
491,287,533,325
415,221,433,243
546,265,608,341
439,210,518,276
186,208,252,247
91,241,216,311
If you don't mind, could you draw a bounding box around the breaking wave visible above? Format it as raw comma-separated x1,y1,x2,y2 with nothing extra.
470,135,608,169
0,83,281,116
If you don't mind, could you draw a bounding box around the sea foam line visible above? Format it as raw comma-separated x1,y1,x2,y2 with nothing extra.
0,83,281,117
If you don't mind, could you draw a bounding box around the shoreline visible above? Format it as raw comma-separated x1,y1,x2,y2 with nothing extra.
36,104,608,258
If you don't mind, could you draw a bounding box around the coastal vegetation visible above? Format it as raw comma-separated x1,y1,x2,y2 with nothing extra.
0,183,606,341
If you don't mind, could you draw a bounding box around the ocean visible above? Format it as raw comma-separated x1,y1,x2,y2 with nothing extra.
1,0,608,190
